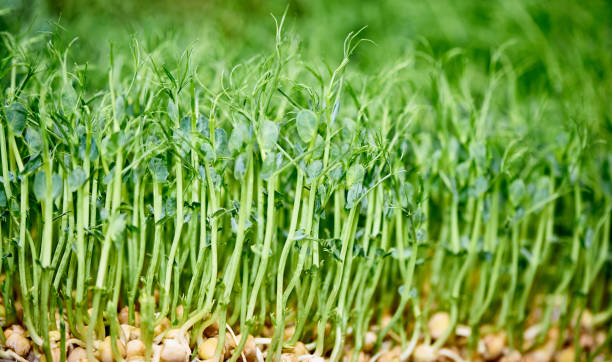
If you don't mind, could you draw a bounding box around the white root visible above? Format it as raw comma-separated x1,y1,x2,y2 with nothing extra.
455,325,471,337
255,346,264,362
438,348,465,362
369,341,392,362
524,324,541,342
399,334,419,361
225,323,246,362
0,349,30,362
253,337,272,345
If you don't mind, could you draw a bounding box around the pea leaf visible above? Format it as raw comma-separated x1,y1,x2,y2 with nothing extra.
470,141,487,169
509,179,525,206
68,167,87,192
101,131,125,155
346,164,365,188
33,172,63,201
229,123,250,154
260,120,279,153
201,142,215,162
61,83,78,111
168,99,179,124
292,229,308,241
25,127,42,154
296,110,318,144
398,286,418,299
470,176,488,197
306,160,323,182
197,116,210,138
346,183,364,209
22,155,42,176
6,103,27,135
115,95,126,121
149,157,168,183
180,116,191,133
234,152,248,180
215,128,228,155
78,136,99,161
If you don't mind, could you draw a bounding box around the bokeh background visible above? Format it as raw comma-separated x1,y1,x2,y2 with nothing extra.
1,0,611,135
3,0,610,71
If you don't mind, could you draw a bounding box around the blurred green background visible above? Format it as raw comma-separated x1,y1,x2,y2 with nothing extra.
1,0,611,129
3,0,610,70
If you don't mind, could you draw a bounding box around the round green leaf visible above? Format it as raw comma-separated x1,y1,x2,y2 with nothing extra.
68,167,87,192
234,152,248,180
6,103,27,135
296,110,318,144
260,120,279,153
33,172,63,201
229,123,250,154
346,164,365,188
149,158,168,183
168,99,179,124
509,179,525,206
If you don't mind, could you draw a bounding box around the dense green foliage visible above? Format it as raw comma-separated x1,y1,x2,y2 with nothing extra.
0,0,611,361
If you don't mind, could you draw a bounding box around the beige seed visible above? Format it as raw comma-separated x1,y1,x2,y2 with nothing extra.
580,333,594,349
160,338,189,362
6,332,31,357
67,347,88,362
381,313,392,329
118,306,129,324
236,334,257,360
126,339,146,358
198,337,218,360
413,344,436,362
346,349,368,362
283,325,296,341
580,310,594,331
50,347,61,362
127,356,146,362
428,311,450,340
292,341,308,356
223,332,238,359
164,328,188,342
355,351,368,362
131,327,142,341
225,332,237,349
154,318,171,337
482,332,505,360
363,331,377,352
49,330,61,343
5,324,26,339
118,307,140,327
524,341,555,362
204,321,219,337
556,347,575,362
96,336,126,362
499,350,522,362
280,353,297,362
120,324,134,342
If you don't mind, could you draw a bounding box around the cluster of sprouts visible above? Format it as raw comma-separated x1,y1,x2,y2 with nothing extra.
1,14,611,362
